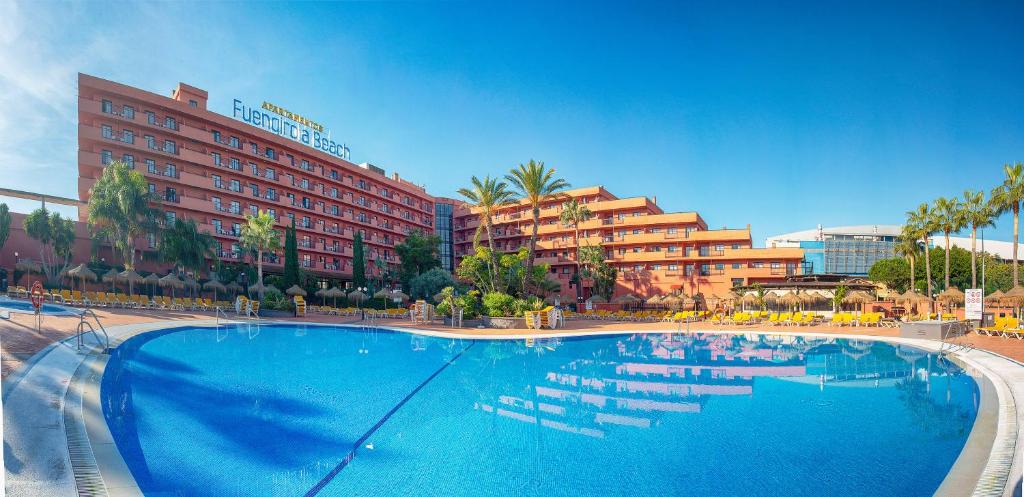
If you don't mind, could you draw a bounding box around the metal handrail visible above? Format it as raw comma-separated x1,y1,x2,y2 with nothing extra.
215,306,229,325
77,309,110,352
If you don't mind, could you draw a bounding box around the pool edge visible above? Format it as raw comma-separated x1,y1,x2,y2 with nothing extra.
56,321,1021,497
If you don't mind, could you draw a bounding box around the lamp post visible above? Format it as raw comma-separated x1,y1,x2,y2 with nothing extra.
357,286,367,320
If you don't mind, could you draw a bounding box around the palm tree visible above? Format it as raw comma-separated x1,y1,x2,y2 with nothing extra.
86,160,161,270
559,198,593,303
961,189,996,288
239,210,281,299
456,175,515,293
991,162,1024,287
895,225,920,293
933,196,966,290
506,160,570,295
159,218,219,277
906,203,937,310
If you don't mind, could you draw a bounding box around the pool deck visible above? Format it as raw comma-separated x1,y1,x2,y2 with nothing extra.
2,307,1023,497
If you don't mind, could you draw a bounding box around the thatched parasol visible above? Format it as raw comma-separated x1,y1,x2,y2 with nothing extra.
119,269,143,295
613,294,641,306
159,273,184,298
226,281,243,295
740,293,757,308
143,270,160,295
985,289,1005,304
203,279,226,301
843,290,873,313
586,295,607,304
936,287,965,305
286,284,307,297
780,291,801,309
661,294,683,309
391,290,410,302
543,295,560,305
15,260,41,273
895,289,927,304
247,281,269,297
324,286,346,307
373,289,391,299
66,263,97,292
102,268,120,292
347,290,368,304
646,294,664,306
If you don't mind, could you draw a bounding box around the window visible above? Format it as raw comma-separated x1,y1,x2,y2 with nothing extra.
166,211,176,223
164,187,177,202
189,99,198,108
145,135,155,149
698,246,709,257
250,163,259,176
211,152,221,166
164,116,176,129
250,184,259,197
331,205,339,215
700,264,711,276
212,175,222,188
146,159,157,173
302,216,310,228
265,168,275,180
101,124,113,139
121,154,134,167
249,205,258,216
212,219,222,233
123,105,135,119
230,201,240,214
101,100,112,113
100,150,112,165
668,264,679,271
212,196,222,209
732,278,744,287
148,183,156,193
715,244,725,252
232,223,240,236
230,179,240,192
731,244,740,250
267,208,275,219
753,262,764,268
229,136,240,148
251,143,258,155
162,140,176,153
301,159,310,170
330,187,338,198
230,157,240,170
715,263,725,270
212,130,221,142
266,187,276,200
732,263,742,269
165,163,176,177
770,262,781,269
122,129,134,144
667,227,678,234
265,147,275,159
146,111,156,125
300,178,309,189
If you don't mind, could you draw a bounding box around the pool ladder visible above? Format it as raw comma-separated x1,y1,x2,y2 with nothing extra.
76,308,110,353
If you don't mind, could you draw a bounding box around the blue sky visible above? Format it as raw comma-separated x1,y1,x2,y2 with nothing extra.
0,1,1021,246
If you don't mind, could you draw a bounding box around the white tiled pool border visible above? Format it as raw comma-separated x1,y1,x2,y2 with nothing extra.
3,320,1021,497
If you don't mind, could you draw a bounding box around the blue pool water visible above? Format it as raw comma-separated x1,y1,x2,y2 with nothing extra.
0,297,81,315
101,325,980,497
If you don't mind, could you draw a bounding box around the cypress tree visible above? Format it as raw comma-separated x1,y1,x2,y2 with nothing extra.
353,231,366,288
283,220,299,288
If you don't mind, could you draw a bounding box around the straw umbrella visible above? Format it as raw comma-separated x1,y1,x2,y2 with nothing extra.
682,296,697,311
348,289,368,304
780,291,801,311
661,294,683,310
286,285,307,297
843,290,873,314
66,263,97,293
391,290,410,303
799,290,822,311
1002,285,1024,316
936,287,965,313
646,294,664,308
143,272,161,297
203,279,226,302
740,292,757,311
119,269,143,296
102,268,120,292
984,289,1005,305
226,281,243,296
324,286,345,307
586,295,607,304
247,281,267,297
314,287,327,304
159,273,184,298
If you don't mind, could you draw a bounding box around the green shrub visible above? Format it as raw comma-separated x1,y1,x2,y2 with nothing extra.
482,292,516,317
261,287,293,311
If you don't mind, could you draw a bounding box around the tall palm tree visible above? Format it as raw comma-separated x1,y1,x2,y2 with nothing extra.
86,160,161,270
932,196,966,290
456,175,515,293
991,162,1024,287
895,225,920,293
506,160,570,295
906,203,937,311
239,210,280,299
159,218,219,277
961,189,996,288
559,198,593,302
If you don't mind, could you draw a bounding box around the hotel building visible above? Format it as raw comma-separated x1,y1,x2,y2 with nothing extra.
77,73,435,282
452,186,806,299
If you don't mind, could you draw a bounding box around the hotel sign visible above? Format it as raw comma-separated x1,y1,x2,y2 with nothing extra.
232,99,351,161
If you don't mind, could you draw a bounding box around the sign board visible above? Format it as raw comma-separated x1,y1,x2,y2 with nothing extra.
233,100,351,160
965,288,983,320
585,301,593,311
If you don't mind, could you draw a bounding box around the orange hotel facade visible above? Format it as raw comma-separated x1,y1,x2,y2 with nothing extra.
77,73,436,281
71,73,803,297
452,186,806,300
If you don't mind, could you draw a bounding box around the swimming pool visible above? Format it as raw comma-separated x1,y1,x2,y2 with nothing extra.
101,324,980,497
0,296,83,316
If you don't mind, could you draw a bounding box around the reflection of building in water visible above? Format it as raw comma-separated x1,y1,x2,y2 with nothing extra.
804,341,920,383
474,333,812,438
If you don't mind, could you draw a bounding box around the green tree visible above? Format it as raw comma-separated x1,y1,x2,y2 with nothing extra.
506,160,570,295
0,203,10,253
868,257,911,294
579,244,616,300
895,226,920,293
86,160,161,270
831,284,848,312
159,218,218,276
394,230,441,290
456,175,515,293
933,196,966,290
23,206,76,285
409,267,459,300
907,203,937,308
961,189,996,288
283,220,299,289
991,161,1024,287
559,198,593,303
239,210,280,299
352,231,366,288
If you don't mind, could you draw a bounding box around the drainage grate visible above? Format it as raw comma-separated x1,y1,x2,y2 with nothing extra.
63,359,109,497
970,360,1018,497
